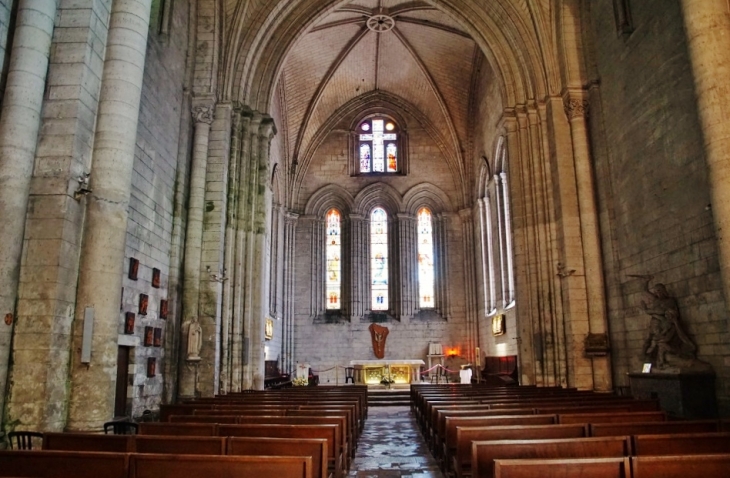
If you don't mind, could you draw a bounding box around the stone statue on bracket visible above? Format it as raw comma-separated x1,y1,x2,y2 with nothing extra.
186,319,203,362
631,275,710,373
369,323,389,359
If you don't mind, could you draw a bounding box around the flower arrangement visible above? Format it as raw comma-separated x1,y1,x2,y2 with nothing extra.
292,376,309,386
380,373,395,387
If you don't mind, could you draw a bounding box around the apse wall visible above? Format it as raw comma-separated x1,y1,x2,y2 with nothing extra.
292,111,471,383
589,0,730,413
120,5,189,418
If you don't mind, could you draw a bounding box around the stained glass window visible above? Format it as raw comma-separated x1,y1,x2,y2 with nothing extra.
359,118,397,173
326,209,341,309
417,208,435,308
370,208,389,310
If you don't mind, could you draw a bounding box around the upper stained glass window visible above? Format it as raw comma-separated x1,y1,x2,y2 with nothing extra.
417,208,435,308
370,208,389,310
326,209,341,309
359,118,397,173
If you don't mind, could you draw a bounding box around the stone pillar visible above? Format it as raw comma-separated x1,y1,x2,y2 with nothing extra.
282,211,298,374
249,119,276,390
178,101,215,399
309,218,325,318
349,214,367,319
563,91,611,391
434,213,451,318
67,0,153,431
459,208,478,363
478,197,495,313
398,213,416,319
0,0,58,424
680,0,730,319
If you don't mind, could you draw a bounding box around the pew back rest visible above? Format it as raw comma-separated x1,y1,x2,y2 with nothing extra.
218,424,338,462
493,457,630,478
632,432,730,456
558,411,666,425
138,423,217,436
129,453,312,478
228,437,328,478
454,424,588,473
169,415,239,424
437,408,533,438
43,433,131,453
445,415,557,451
472,436,631,478
631,454,730,478
0,450,129,478
134,436,226,455
589,420,718,437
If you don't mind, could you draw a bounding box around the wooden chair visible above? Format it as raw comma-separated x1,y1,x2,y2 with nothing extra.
344,367,355,384
104,420,138,435
8,431,44,450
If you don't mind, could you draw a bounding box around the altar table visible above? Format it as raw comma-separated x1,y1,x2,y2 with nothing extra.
349,359,425,384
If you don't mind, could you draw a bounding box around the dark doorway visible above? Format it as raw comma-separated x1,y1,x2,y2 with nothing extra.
114,346,131,417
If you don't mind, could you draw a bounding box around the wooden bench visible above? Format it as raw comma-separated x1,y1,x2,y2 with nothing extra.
589,420,718,437
138,423,217,436
558,411,666,425
0,450,129,478
632,432,730,456
228,437,330,478
134,436,227,455
129,453,312,478
452,423,588,478
493,457,630,478
631,454,730,478
472,436,631,478
44,433,131,452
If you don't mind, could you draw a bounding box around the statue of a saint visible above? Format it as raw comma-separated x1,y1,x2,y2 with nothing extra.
186,319,202,361
632,275,696,369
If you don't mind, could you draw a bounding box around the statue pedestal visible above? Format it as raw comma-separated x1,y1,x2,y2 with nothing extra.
628,372,717,419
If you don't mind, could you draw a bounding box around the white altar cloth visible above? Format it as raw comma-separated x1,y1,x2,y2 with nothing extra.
349,359,425,384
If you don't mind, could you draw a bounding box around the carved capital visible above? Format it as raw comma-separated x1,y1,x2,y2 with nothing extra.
563,98,589,120
192,105,215,125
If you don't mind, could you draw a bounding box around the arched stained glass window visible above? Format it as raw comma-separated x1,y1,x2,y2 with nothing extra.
417,208,435,308
326,209,341,309
370,208,389,310
359,118,397,173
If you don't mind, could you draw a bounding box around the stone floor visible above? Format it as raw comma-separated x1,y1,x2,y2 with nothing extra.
348,406,444,478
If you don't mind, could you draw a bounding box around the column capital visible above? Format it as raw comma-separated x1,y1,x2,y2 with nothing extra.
192,104,215,125
562,89,589,120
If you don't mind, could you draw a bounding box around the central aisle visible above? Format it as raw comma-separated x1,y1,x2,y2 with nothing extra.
348,406,444,478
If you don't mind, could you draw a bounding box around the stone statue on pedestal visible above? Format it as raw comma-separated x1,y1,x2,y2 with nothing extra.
186,319,202,361
631,275,709,372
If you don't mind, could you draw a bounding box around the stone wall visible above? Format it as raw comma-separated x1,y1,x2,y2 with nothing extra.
292,112,470,381
0,0,13,96
589,0,730,412
121,1,189,418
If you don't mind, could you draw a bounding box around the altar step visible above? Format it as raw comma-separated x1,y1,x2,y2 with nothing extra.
368,389,411,407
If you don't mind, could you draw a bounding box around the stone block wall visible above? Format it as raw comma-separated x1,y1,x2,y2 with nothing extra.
0,0,12,96
292,116,469,379
121,2,188,418
589,0,730,413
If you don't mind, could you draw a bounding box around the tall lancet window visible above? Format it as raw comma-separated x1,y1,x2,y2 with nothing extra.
417,208,435,308
370,208,389,310
359,118,398,173
326,209,341,309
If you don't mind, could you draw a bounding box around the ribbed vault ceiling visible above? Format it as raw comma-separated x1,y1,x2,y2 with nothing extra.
278,0,485,171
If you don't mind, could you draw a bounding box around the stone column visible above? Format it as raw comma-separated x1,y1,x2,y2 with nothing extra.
282,211,298,374
178,101,215,399
67,0,153,431
349,214,367,319
563,92,611,391
680,0,730,319
459,208,478,363
0,0,58,423
478,197,495,313
434,213,451,318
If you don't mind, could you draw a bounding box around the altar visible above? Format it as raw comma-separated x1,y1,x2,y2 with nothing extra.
349,359,425,384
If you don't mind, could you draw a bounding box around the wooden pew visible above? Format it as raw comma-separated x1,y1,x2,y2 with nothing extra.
219,424,343,478
0,450,129,478
590,419,718,437
138,423,217,436
493,457,630,478
441,415,557,468
228,437,330,478
134,436,227,455
169,415,239,424
452,423,588,478
129,453,312,478
471,436,631,478
632,432,730,456
631,454,730,478
44,433,131,452
558,411,666,425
